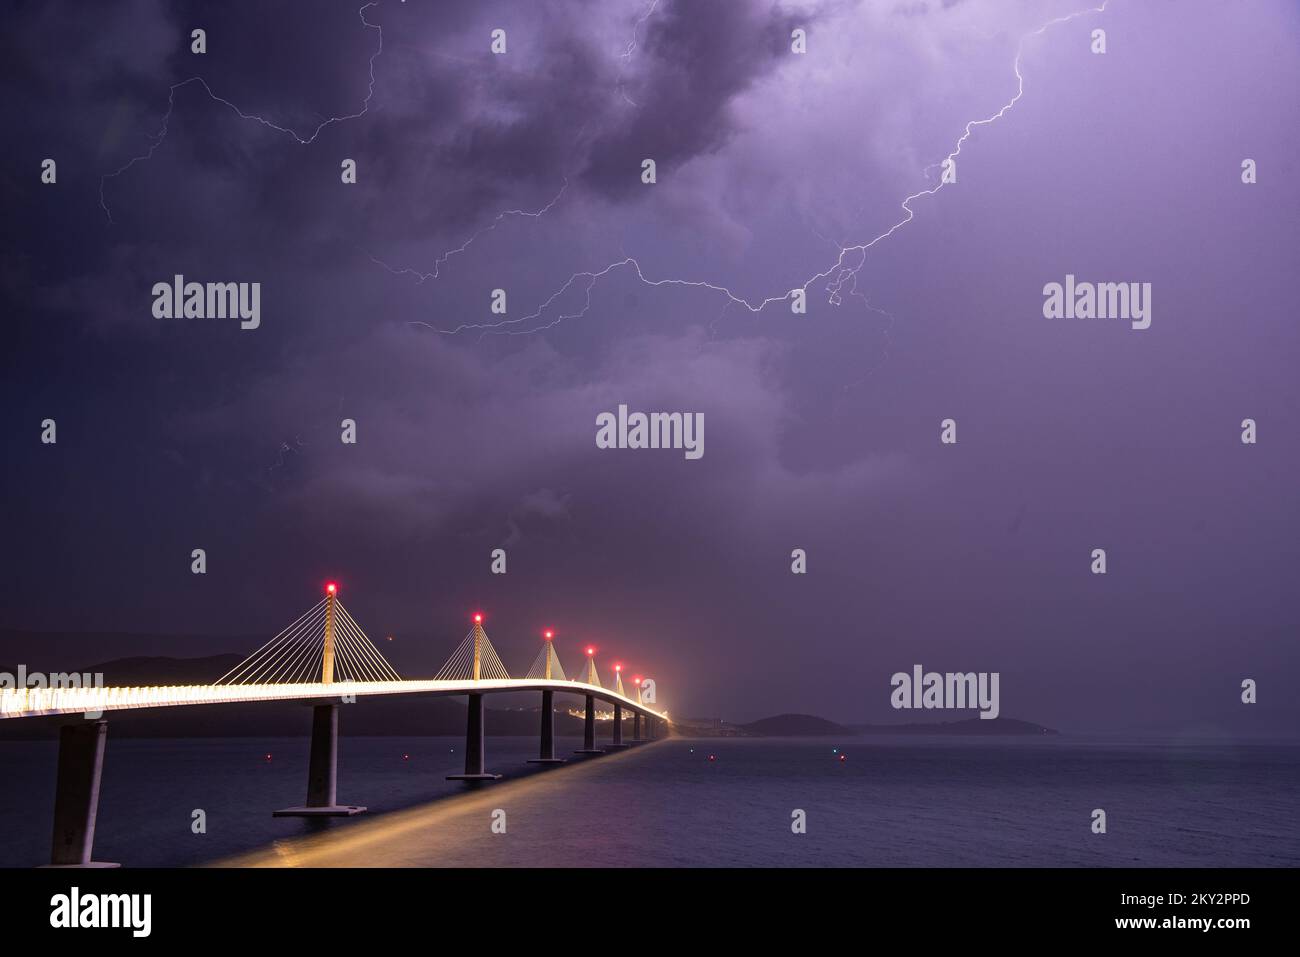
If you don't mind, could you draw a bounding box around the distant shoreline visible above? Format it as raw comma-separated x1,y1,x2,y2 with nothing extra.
678,713,1059,738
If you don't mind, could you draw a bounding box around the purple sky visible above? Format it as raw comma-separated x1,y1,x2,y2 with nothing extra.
3,0,1298,733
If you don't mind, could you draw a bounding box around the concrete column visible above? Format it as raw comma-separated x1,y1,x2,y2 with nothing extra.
447,693,502,781
574,693,603,755
633,711,643,742
47,720,116,867
307,702,338,806
466,693,484,774
527,688,566,764
607,702,628,749
275,702,366,816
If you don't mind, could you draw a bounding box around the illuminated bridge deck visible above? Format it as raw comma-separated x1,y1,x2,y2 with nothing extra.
0,678,663,721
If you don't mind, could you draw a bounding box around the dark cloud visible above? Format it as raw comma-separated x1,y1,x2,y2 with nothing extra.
3,0,1299,733
581,0,809,198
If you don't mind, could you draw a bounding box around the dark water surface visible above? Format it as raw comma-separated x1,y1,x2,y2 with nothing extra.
1,735,1296,867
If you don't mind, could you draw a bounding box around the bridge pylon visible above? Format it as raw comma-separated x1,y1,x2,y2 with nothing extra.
631,678,644,742
275,583,367,817
434,613,511,683
606,664,629,750
524,628,567,683
321,582,337,684
579,645,602,688
43,721,117,868
447,614,504,782
574,646,605,755
527,630,567,765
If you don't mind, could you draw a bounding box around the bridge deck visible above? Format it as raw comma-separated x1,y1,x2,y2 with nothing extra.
0,678,664,721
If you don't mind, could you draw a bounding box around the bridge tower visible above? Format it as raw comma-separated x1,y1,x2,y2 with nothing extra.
574,646,605,755
472,613,482,680
275,583,366,817
527,630,566,765
321,581,337,684
446,614,503,781
607,664,629,750
632,678,644,742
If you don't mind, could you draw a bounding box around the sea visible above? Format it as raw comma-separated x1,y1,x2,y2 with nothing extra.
0,735,1296,867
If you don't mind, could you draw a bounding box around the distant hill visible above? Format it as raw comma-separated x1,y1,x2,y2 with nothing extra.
726,714,1057,737
82,654,244,685
0,629,262,669
741,713,849,736
853,717,1058,736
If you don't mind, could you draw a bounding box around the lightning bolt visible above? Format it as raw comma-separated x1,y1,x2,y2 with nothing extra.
422,0,1110,338
367,178,570,285
617,0,661,108
620,0,662,61
99,1,383,223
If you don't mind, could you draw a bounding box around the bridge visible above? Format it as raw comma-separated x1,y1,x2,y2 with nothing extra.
0,584,669,867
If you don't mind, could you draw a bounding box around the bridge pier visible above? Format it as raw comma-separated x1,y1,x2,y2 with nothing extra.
574,693,604,755
448,693,502,781
274,703,366,817
632,711,643,742
45,720,117,868
606,702,629,749
527,688,566,765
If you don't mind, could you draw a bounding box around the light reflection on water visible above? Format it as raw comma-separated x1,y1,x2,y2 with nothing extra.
1,735,1296,867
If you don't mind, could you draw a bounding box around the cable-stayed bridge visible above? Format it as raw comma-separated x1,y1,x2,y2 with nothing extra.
1,585,668,867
